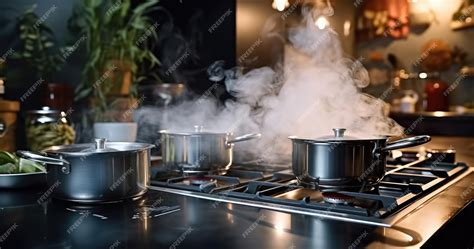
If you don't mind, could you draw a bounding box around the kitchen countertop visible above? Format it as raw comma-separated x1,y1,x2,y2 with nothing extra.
0,136,473,249
407,136,474,166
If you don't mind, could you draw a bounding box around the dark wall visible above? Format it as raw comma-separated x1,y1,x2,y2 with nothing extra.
0,0,237,105
153,0,236,95
0,0,82,110
0,0,237,148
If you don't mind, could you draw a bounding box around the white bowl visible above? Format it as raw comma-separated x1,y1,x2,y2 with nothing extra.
93,122,137,142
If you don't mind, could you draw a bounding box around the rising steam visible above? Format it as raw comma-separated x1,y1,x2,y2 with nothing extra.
156,13,403,162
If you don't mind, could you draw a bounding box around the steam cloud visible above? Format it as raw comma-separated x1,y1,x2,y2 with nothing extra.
151,14,403,163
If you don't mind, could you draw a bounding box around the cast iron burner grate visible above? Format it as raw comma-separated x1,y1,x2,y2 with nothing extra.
150,158,468,225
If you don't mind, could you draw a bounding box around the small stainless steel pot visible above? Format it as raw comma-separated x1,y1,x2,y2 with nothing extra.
160,127,261,174
289,128,431,189
17,138,154,203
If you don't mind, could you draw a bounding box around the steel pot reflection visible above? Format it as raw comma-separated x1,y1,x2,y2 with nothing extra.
17,138,154,203
289,128,431,189
160,126,261,174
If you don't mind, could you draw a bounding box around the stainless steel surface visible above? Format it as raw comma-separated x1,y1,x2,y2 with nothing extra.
147,185,391,227
160,130,261,173
380,136,431,152
17,150,70,166
18,141,154,202
1,136,472,249
149,160,473,229
226,133,261,146
289,129,431,188
95,138,107,149
17,150,71,174
0,172,46,188
333,128,346,138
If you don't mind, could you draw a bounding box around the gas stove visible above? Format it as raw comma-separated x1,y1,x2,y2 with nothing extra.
149,154,468,227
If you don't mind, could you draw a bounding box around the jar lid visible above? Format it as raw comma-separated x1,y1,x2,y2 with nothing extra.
27,106,60,115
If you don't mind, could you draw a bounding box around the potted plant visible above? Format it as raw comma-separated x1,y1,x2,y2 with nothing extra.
70,0,161,141
12,5,66,88
10,6,77,150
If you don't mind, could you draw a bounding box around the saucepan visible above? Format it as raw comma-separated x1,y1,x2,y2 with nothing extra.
17,138,154,203
289,128,431,189
160,126,261,174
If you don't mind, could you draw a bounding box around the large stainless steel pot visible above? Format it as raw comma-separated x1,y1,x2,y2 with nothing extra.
160,127,261,174
17,138,154,203
289,128,431,189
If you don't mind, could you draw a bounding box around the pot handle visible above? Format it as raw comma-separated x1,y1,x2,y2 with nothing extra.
378,135,431,152
226,133,262,146
16,150,71,174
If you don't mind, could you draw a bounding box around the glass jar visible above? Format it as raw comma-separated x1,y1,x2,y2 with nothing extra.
25,107,75,151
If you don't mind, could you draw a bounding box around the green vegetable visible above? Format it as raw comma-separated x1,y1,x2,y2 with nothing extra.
19,158,46,173
0,163,17,174
0,151,46,174
0,151,18,165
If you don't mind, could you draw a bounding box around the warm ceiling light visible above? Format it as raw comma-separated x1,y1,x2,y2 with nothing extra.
315,16,329,29
272,0,290,12
419,72,428,79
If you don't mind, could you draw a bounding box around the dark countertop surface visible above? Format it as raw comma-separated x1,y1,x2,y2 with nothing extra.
0,136,473,249
406,136,474,166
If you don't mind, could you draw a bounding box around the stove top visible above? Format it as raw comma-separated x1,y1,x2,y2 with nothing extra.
150,156,468,227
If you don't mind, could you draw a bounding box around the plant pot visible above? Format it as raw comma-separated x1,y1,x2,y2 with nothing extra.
105,59,132,96
93,122,137,142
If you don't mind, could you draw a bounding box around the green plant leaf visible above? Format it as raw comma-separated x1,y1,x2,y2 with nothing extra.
74,87,93,101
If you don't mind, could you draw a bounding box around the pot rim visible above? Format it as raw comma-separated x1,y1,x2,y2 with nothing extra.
42,142,155,156
159,130,232,136
288,135,388,143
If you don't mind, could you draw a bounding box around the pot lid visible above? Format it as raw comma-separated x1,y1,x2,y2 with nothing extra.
290,128,387,142
159,125,232,136
43,138,154,155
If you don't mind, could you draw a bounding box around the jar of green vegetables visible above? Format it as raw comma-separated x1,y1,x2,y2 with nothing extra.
25,107,75,151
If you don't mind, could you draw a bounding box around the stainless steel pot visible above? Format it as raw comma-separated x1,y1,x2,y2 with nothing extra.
160,127,261,174
289,128,431,189
17,138,154,203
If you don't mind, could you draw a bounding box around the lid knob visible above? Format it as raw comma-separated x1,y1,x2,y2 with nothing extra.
95,138,107,150
194,125,203,132
332,128,346,138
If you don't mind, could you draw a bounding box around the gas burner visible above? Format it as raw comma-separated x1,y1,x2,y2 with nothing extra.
189,176,216,185
151,157,468,222
321,192,356,204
